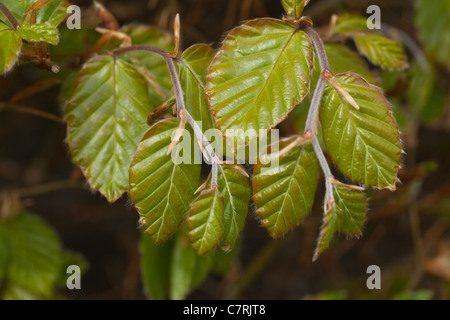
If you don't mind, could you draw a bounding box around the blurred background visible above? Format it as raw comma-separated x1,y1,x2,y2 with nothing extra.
0,0,449,299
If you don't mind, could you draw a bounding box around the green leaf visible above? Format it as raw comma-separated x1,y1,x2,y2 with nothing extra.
314,184,367,259
129,118,201,243
320,73,402,190
65,55,155,202
407,63,446,124
0,0,68,26
252,137,319,237
17,22,59,44
179,44,216,133
216,165,251,250
333,13,368,34
0,212,63,298
206,18,314,141
187,187,225,256
121,25,174,99
0,0,32,23
0,22,22,74
170,231,213,300
353,34,409,70
325,43,378,85
415,0,450,69
35,0,71,26
140,229,214,300
140,234,174,300
281,0,310,18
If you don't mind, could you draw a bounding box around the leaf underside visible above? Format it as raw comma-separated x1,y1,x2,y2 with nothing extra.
206,18,314,140
129,118,200,244
320,72,402,190
253,137,319,237
65,54,155,202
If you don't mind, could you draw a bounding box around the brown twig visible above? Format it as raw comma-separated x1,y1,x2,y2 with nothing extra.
0,102,64,124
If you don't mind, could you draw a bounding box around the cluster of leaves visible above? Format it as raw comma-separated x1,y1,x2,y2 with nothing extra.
58,0,407,267
0,0,429,299
0,0,70,73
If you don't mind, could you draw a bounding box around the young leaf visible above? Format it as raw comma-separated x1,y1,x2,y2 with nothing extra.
0,22,22,74
415,0,450,69
187,187,225,256
320,73,402,190
179,44,216,133
353,34,409,71
281,0,310,18
170,231,213,300
314,184,367,259
216,165,251,250
17,22,59,44
333,13,368,34
0,212,63,297
65,55,155,202
129,118,201,243
206,18,314,140
253,137,319,237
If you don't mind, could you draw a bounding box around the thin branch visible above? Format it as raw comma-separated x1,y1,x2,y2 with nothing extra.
163,54,222,184
0,102,64,124
312,137,334,202
112,45,171,59
305,27,330,70
0,1,20,29
303,27,335,202
304,75,326,134
12,180,85,198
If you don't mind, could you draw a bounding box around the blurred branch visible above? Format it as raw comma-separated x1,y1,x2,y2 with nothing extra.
0,102,64,124
13,179,86,198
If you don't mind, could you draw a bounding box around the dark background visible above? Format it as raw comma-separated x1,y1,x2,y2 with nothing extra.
0,0,449,299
